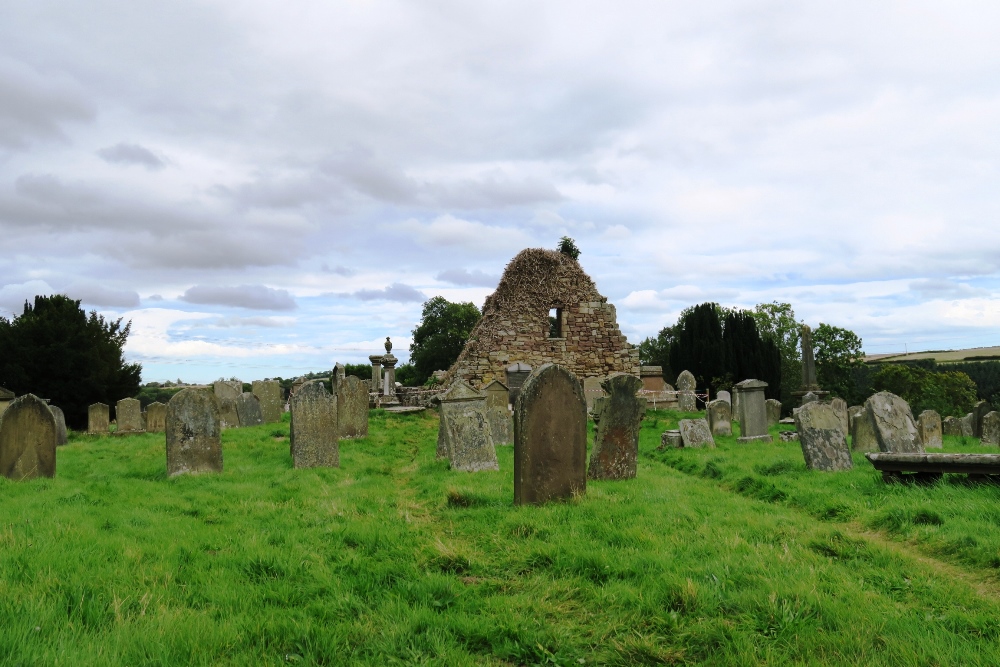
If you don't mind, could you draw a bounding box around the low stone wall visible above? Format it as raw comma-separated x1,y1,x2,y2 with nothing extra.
396,387,446,408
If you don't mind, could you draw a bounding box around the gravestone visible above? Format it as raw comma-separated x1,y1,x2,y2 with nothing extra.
331,363,346,393
165,388,223,476
676,370,697,411
588,374,645,480
848,406,862,432
506,362,533,407
917,410,943,449
145,402,167,433
484,380,510,410
582,376,606,412
779,431,799,442
88,403,109,434
49,405,68,446
438,380,498,472
706,399,732,437
218,398,241,429
115,398,143,434
484,380,512,446
0,394,57,480
639,366,666,392
831,397,849,435
865,391,922,453
850,407,878,453
982,412,1000,446
735,379,772,443
732,386,742,425
678,419,715,448
796,401,853,471
765,399,781,426
660,430,682,448
290,380,339,468
337,375,369,439
514,364,587,505
961,413,974,437
942,416,962,436
236,392,263,427
973,401,992,438
0,386,13,416
717,390,732,405
213,380,242,402
252,380,283,424
801,392,819,406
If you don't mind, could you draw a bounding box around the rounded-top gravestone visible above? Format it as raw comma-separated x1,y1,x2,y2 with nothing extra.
49,405,68,446
0,393,57,480
588,374,645,481
235,392,263,427
865,391,922,453
166,389,223,476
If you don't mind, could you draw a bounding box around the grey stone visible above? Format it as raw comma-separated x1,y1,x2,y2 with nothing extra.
252,380,283,424
801,392,819,405
484,380,513,445
851,407,879,453
735,379,771,443
766,399,781,426
732,386,742,425
218,398,240,429
236,392,263,427
438,380,498,472
505,362,533,407
779,431,799,442
145,402,167,433
717,390,732,405
337,375,369,439
961,413,975,437
676,370,697,411
213,380,242,402
290,380,339,468
514,363,587,505
831,397,849,435
484,380,510,411
582,376,606,411
678,419,715,448
706,399,732,437
917,410,943,449
973,401,992,438
942,416,962,437
49,405,67,446
0,394,57,480
660,430,682,448
166,388,223,476
588,374,645,480
847,406,862,432
115,398,143,434
369,355,384,392
676,370,696,391
865,391,922,453
796,401,853,471
332,363,345,392
982,412,1000,446
88,403,109,435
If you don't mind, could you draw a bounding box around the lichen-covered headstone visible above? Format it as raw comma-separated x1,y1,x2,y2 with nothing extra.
115,397,143,434
766,399,781,427
736,379,772,443
961,413,975,437
801,392,819,405
706,399,732,437
676,370,697,411
337,375,369,439
218,398,241,429
865,391,922,453
982,411,1000,446
850,407,878,452
484,380,513,445
252,380,283,424
0,394,56,480
236,392,263,427
678,419,715,448
796,401,852,471
49,405,68,446
438,380,498,472
514,364,587,505
917,409,943,449
213,380,242,402
146,402,166,433
290,380,339,468
88,403,109,434
942,416,961,437
660,430,682,448
973,400,992,438
717,390,732,405
830,397,849,435
166,389,223,476
847,406,862,432
588,374,645,480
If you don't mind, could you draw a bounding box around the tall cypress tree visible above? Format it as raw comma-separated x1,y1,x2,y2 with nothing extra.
669,303,724,390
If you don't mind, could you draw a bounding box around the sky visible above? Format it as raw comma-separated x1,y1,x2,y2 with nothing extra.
2,0,1000,384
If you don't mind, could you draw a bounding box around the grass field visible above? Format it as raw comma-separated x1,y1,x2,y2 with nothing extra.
4,408,1000,665
867,346,1000,363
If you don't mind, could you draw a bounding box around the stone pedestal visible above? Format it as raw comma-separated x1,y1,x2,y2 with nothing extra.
735,379,772,443
369,355,384,394
381,353,399,407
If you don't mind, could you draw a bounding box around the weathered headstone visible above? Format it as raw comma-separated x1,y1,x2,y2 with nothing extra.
961,413,975,437
865,391,923,453
88,403,109,434
796,401,853,471
165,388,223,476
717,390,732,405
831,397,849,435
484,380,510,410
732,385,742,425
337,375,369,439
290,380,339,468
506,362,533,407
115,398,143,434
765,399,781,426
49,405,68,446
973,401,992,438
236,392,263,427
588,374,645,480
982,412,1000,446
0,394,57,480
331,363,346,393
917,409,943,449
678,418,715,448
218,398,241,429
847,406,862,432
942,415,962,437
706,399,732,437
660,430,682,448
145,402,167,433
801,392,819,406
252,380,283,424
514,364,587,505
676,370,697,411
438,380,498,472
582,376,606,412
735,379,772,443
484,380,512,446
213,380,242,402
850,407,878,452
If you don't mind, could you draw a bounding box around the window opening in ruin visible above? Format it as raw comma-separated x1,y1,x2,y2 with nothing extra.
548,308,563,338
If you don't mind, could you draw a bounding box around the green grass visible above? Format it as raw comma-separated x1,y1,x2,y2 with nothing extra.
4,409,1000,665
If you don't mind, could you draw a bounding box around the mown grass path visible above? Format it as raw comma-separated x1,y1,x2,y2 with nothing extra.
2,409,1000,665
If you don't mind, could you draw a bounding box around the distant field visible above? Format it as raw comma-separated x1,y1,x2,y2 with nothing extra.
867,345,1000,363
4,409,1000,664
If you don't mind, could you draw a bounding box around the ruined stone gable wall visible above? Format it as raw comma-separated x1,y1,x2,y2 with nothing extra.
445,248,639,388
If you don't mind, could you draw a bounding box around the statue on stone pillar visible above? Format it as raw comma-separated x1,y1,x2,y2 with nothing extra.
385,337,392,354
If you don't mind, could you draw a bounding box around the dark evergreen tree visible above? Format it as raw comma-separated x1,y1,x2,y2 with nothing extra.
668,303,725,391
722,309,782,400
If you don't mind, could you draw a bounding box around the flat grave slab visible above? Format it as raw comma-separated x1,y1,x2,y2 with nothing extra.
866,452,1000,483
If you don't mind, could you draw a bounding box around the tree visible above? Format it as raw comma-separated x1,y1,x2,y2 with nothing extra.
0,294,142,429
871,364,977,417
409,296,481,385
813,323,864,403
557,236,581,260
668,303,725,391
752,301,801,409
722,309,782,400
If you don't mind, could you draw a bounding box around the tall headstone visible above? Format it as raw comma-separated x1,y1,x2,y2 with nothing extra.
847,406,862,432
865,391,922,453
706,399,732,437
850,407,878,452
236,392,263,427
145,402,167,433
735,379,772,443
0,394,56,480
506,362,533,407
213,380,242,402
961,413,975,437
49,405,68,446
483,380,513,446
982,412,1000,446
437,380,498,472
331,363,346,393
732,385,742,425
676,370,697,411
88,403,109,435
973,401,992,439
588,374,645,480
218,398,240,429
765,399,781,426
252,380,283,424
793,324,828,404
165,388,223,476
796,401,853,472
942,415,962,437
337,375,369,439
514,364,587,505
290,380,339,468
115,398,143,434
678,419,715,448
917,409,943,449
830,397,849,435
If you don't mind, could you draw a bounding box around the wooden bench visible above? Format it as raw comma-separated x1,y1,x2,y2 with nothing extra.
865,452,1000,483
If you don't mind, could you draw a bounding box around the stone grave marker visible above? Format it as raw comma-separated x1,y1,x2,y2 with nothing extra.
982,412,1000,446
706,399,732,437
735,379,772,443
0,394,57,480
213,380,242,402
917,409,943,449
115,398,143,434
506,362,533,408
49,405,68,446
582,376,606,412
252,380,283,424
438,380,498,472
676,370,697,411
851,407,879,453
766,399,781,426
831,397,849,435
483,380,512,446
337,375,369,440
332,363,346,393
679,419,715,448
88,403,109,434
0,386,13,416
588,374,645,481
801,391,819,406
961,413,975,437
290,380,339,468
848,405,862,432
660,430,682,448
717,390,732,405
146,402,167,433
865,391,922,453
514,364,587,505
218,398,241,429
796,401,853,471
942,416,961,436
166,388,223,476
732,386,742,425
974,400,992,438
236,392,263,427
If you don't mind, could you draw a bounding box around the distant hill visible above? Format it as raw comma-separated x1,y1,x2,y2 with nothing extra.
865,346,1000,364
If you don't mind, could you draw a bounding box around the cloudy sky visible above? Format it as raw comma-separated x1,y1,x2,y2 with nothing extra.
3,1,999,383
